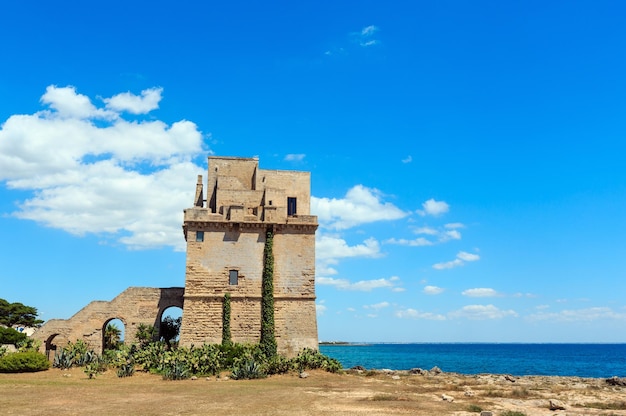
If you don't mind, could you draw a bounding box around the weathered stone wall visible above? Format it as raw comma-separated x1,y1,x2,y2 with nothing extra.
33,287,184,355
180,156,319,356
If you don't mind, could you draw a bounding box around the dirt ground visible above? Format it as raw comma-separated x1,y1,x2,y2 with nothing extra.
1,368,626,415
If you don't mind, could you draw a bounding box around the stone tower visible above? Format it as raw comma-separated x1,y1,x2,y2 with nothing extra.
179,156,319,355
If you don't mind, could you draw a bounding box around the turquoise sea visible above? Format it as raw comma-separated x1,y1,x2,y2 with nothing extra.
319,343,626,378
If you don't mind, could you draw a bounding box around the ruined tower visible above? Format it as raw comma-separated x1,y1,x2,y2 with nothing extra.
179,156,319,355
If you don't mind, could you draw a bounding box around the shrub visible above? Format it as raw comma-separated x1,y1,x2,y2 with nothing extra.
500,412,527,416
264,354,293,375
0,327,27,346
294,348,342,373
162,359,190,380
0,351,50,373
231,359,266,380
116,362,135,378
0,346,7,358
467,404,483,412
53,348,74,369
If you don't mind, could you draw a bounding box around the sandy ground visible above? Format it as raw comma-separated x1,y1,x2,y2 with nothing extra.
1,367,626,415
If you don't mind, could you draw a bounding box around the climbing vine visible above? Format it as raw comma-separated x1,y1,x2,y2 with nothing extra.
222,293,231,346
260,227,277,357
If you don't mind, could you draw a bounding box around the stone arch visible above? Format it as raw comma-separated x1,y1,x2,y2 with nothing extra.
33,287,185,354
102,317,126,352
44,333,61,360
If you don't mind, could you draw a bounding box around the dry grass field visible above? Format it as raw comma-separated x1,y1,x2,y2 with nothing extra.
2,367,626,415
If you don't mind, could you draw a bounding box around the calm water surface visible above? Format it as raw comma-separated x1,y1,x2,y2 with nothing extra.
319,343,626,378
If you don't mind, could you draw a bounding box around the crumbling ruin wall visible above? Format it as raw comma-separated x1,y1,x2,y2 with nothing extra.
33,287,183,356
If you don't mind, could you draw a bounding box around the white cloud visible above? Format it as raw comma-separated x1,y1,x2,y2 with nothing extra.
284,153,305,162
316,234,381,263
385,237,433,247
449,304,518,320
433,251,480,270
423,285,444,295
432,258,464,270
445,222,465,229
40,85,114,119
316,304,328,315
0,85,205,251
402,155,412,164
355,25,379,47
462,288,499,297
417,198,449,216
395,308,446,320
316,276,399,291
364,301,390,310
527,307,626,322
103,87,163,114
312,185,407,230
457,251,480,262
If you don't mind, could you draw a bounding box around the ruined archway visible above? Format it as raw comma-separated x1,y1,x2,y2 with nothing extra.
158,306,183,348
102,317,126,353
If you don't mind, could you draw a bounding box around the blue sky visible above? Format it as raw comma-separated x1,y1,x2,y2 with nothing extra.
1,1,626,342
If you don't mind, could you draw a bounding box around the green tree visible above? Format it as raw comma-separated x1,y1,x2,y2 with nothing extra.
0,327,27,346
135,323,157,348
0,298,44,328
104,323,122,350
160,316,181,349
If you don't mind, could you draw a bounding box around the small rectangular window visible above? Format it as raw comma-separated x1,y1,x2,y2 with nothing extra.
196,231,204,242
287,197,297,216
229,270,238,285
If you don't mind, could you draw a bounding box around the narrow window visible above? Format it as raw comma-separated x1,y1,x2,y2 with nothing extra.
196,231,204,242
229,270,238,285
287,197,297,216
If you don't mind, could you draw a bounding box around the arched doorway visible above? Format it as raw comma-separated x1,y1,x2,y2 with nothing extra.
102,318,125,353
44,334,59,360
159,306,182,348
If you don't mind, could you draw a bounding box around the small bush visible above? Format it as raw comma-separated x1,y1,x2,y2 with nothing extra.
500,411,527,416
231,359,266,380
162,359,190,380
116,362,135,378
264,355,293,375
467,404,483,412
0,351,50,373
53,349,74,369
294,348,342,373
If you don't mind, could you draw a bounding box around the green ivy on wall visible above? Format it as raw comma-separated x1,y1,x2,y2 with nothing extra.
222,293,231,346
260,227,277,357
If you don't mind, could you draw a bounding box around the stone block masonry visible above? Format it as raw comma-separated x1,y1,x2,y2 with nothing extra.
34,156,319,358
180,157,318,356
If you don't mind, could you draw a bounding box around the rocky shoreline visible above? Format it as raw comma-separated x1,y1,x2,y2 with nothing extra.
345,366,626,415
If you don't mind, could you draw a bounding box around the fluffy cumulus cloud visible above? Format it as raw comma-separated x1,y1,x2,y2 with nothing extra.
395,308,446,320
448,304,518,320
433,251,480,270
418,198,449,216
103,87,163,114
312,185,407,230
317,276,400,292
387,222,464,247
462,288,499,297
423,285,445,295
364,301,390,310
0,85,206,250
